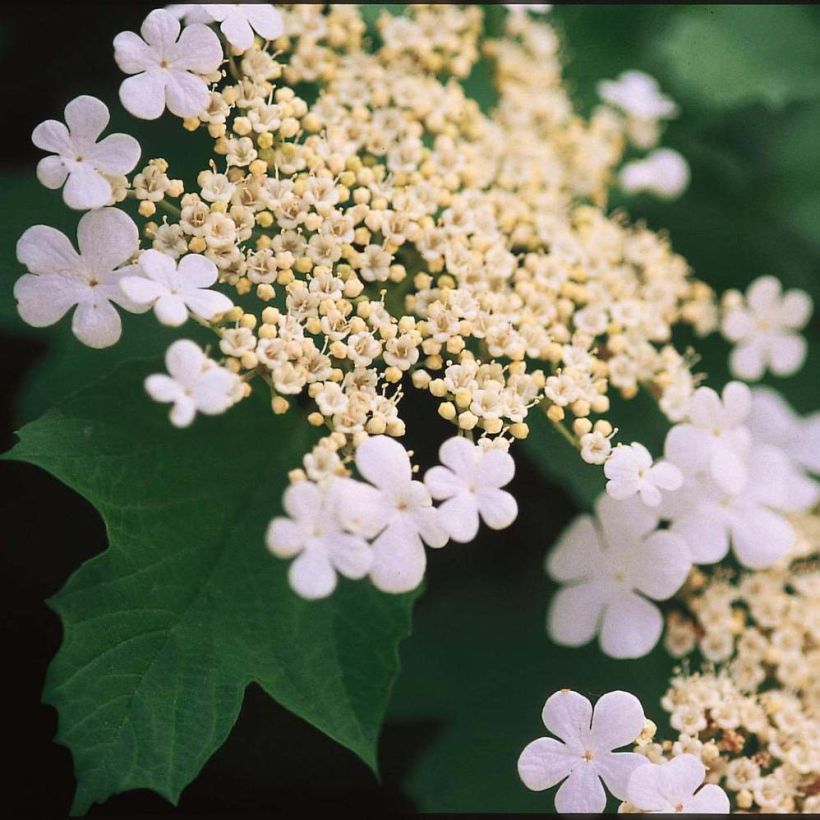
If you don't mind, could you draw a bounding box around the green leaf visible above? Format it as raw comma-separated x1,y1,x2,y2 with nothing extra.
5,362,417,814
656,6,820,110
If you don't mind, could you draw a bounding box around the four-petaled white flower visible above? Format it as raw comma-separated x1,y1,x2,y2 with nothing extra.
32,95,141,210
114,8,223,120
619,149,690,200
598,71,678,121
604,442,682,507
721,275,813,381
15,208,147,348
266,479,372,600
120,249,234,326
338,436,448,594
664,381,752,495
145,339,242,427
518,689,648,813
663,449,796,569
202,4,284,51
626,754,730,814
424,436,518,542
547,495,691,658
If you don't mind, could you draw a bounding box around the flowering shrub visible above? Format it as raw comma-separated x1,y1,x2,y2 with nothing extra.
4,3,818,814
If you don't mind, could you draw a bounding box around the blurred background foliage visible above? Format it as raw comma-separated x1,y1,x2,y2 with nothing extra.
0,4,818,814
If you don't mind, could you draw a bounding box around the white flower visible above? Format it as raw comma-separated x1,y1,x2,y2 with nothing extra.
114,9,223,120
626,754,730,814
721,276,813,380
664,381,752,495
619,149,690,200
266,479,372,600
424,436,518,543
202,4,284,51
14,208,147,348
598,71,678,121
663,449,796,569
546,495,691,658
145,339,242,427
32,95,141,210
518,689,648,813
120,249,233,326
604,443,683,507
338,436,448,594
580,430,612,465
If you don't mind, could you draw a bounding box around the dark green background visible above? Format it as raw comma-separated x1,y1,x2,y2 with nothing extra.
1,4,818,814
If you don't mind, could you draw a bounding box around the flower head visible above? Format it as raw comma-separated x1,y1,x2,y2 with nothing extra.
32,95,140,210
15,208,146,348
424,435,518,542
626,754,730,813
145,339,242,427
604,442,682,507
598,71,678,121
619,149,690,199
266,478,372,599
202,4,284,51
547,495,691,658
120,249,234,326
518,689,648,812
721,276,813,381
114,8,223,120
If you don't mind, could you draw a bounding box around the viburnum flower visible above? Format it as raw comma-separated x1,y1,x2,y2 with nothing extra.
626,754,730,814
202,4,284,51
145,339,242,427
424,436,518,542
32,95,140,210
338,436,448,594
619,149,690,200
663,448,797,569
14,208,146,348
604,442,682,507
114,8,223,120
265,479,373,600
664,381,752,495
547,495,691,658
721,275,813,381
120,250,234,326
518,689,648,813
598,71,678,121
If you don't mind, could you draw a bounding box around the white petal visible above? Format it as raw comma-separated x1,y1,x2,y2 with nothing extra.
779,289,813,330
709,445,748,495
289,550,337,600
481,449,516,489
183,288,234,321
164,69,211,118
145,373,182,404
76,208,139,273
768,332,806,376
64,95,109,146
31,119,73,154
548,581,609,648
437,493,480,543
633,530,691,600
517,737,576,791
721,307,753,342
36,156,69,189
169,396,196,427
627,760,672,811
411,503,449,548
63,165,113,210
438,435,478,477
177,252,219,287
192,368,236,414
328,533,372,580
688,387,723,429
220,11,255,50
139,248,177,283
86,133,141,175
747,387,795,447
546,514,604,582
244,3,284,40
120,71,167,120
721,381,752,426
671,504,730,564
596,493,659,540
335,480,388,539
355,435,412,488
541,689,593,748
424,465,462,500
729,506,794,569
17,224,79,275
119,275,164,306
165,338,206,382
113,30,155,74
71,298,123,348
730,340,766,381
476,487,518,530
554,764,607,814
172,22,224,72
14,273,82,327
664,754,708,800
599,592,662,659
140,8,182,50
265,517,303,558
648,461,683,491
638,483,662,507
369,521,426,594
154,294,189,326
590,691,645,751
664,423,711,475
685,784,730,813
595,752,648,801
746,275,781,313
